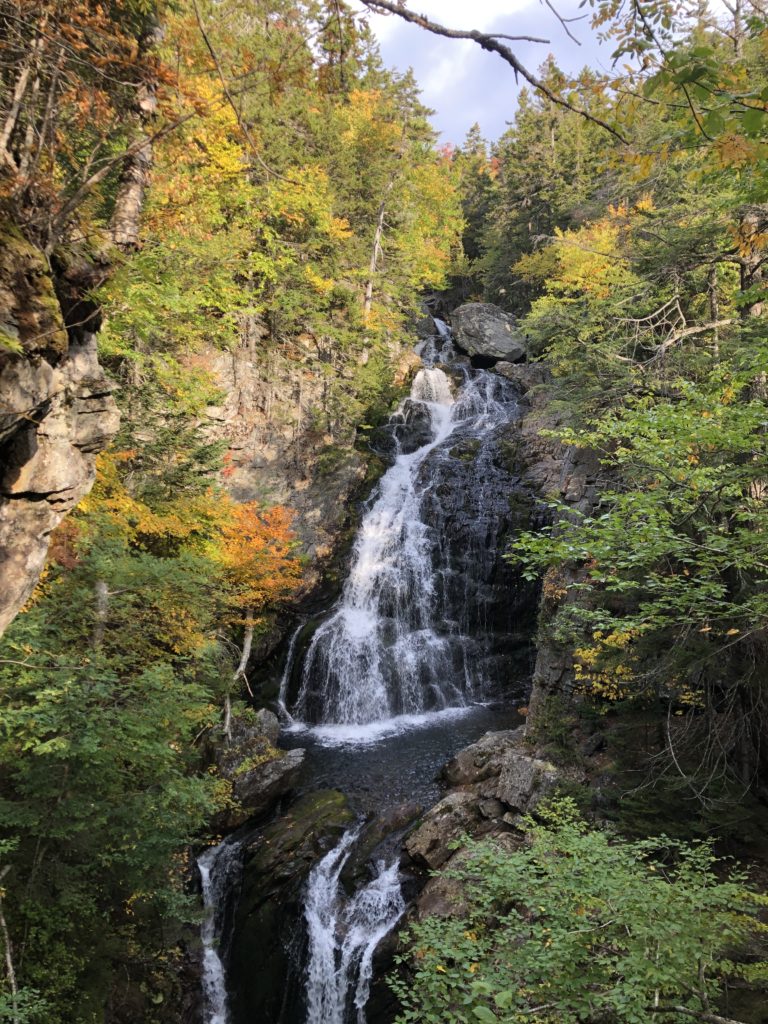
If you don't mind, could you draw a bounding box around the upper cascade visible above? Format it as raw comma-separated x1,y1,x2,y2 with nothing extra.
288,323,526,738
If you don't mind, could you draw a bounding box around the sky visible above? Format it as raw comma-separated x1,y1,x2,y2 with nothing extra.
355,0,618,145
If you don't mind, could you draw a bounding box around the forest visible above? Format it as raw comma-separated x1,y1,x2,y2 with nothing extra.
0,0,767,1022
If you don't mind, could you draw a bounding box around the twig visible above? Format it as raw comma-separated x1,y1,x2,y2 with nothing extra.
542,0,583,44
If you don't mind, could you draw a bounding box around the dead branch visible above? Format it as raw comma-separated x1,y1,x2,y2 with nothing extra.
645,320,737,362
542,0,584,45
361,1,627,142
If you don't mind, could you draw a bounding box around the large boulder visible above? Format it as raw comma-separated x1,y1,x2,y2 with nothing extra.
405,791,483,870
491,749,559,813
450,302,526,363
405,730,562,876
215,710,304,829
444,728,559,815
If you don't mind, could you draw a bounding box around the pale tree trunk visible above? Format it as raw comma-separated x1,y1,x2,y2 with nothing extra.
225,614,254,743
363,174,397,322
0,866,19,1024
722,0,745,55
110,26,161,250
0,16,48,172
110,133,154,249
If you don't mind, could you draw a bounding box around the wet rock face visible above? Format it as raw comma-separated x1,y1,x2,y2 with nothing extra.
227,790,355,1024
493,362,605,728
450,303,527,363
413,411,538,695
0,232,119,636
371,398,434,458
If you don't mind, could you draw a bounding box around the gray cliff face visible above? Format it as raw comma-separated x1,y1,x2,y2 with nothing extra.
450,302,527,363
0,233,119,636
494,362,603,730
201,324,418,589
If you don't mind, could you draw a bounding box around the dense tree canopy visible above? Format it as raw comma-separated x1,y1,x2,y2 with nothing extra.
2,0,768,1019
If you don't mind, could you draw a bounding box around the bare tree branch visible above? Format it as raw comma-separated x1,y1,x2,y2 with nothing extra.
542,0,583,45
361,0,627,143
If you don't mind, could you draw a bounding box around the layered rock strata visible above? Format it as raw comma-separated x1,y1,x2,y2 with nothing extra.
0,232,119,635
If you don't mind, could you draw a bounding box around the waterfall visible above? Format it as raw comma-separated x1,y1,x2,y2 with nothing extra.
198,839,242,1024
304,830,406,1024
277,620,305,723
214,323,527,1024
290,323,519,737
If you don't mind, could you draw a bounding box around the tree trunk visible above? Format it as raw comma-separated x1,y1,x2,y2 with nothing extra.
363,173,397,322
110,132,154,249
225,615,254,743
110,25,161,250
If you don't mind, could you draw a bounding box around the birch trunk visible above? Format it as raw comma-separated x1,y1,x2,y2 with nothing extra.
225,615,254,743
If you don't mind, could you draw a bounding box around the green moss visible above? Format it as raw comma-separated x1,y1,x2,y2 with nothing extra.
232,742,284,777
0,326,22,354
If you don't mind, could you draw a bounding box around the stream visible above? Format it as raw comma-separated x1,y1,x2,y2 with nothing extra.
199,323,534,1024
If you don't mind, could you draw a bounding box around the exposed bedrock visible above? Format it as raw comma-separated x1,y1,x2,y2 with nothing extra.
227,789,356,1023
0,231,119,636
405,728,560,873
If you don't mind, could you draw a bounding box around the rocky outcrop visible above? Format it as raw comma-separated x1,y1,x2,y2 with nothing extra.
405,728,560,872
450,303,527,363
493,362,604,731
199,326,417,591
0,231,119,636
215,710,304,829
397,727,569,929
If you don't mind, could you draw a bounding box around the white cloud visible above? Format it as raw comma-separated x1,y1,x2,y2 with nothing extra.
352,0,611,141
357,0,538,43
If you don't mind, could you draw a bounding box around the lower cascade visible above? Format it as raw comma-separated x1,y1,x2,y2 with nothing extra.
304,829,405,1024
198,839,242,1024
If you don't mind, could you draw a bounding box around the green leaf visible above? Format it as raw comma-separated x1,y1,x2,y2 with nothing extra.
473,1009,498,1023
742,106,766,134
703,110,726,135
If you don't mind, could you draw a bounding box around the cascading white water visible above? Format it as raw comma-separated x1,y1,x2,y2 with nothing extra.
290,324,518,735
304,830,406,1024
277,620,305,722
198,840,242,1024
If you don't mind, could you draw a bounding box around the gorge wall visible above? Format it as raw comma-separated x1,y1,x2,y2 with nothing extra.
199,325,421,591
0,231,119,635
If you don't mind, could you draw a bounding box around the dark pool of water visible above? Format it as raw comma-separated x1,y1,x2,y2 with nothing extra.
280,701,525,816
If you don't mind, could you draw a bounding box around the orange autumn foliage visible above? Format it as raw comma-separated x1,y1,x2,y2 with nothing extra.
216,498,303,625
